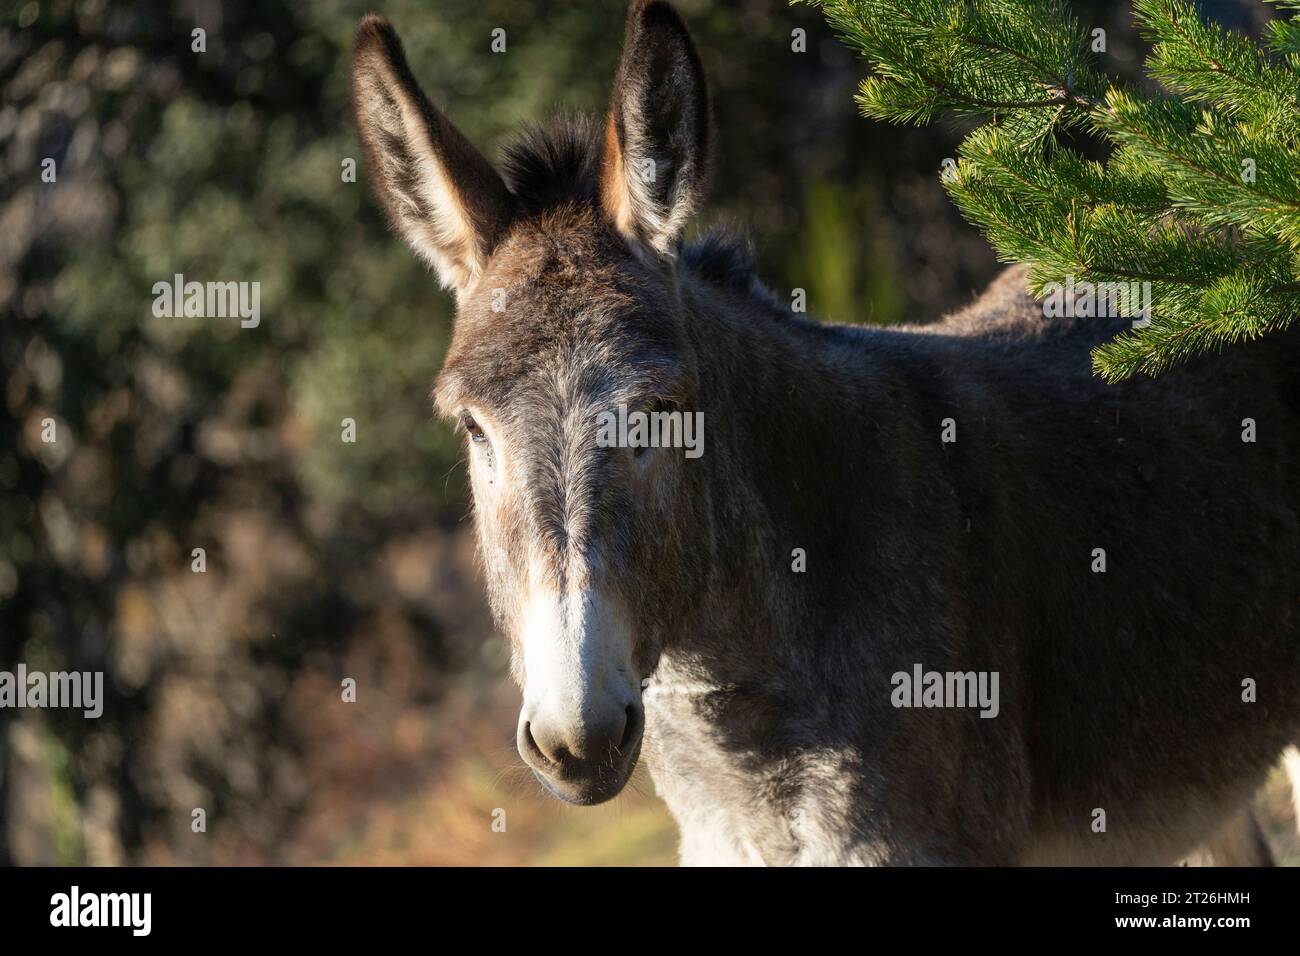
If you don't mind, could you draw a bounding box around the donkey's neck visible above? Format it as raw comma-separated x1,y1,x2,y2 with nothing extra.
664,277,929,678
645,276,965,862
650,274,991,730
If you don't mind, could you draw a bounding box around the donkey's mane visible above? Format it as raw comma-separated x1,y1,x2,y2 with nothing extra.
499,115,782,313
500,114,604,212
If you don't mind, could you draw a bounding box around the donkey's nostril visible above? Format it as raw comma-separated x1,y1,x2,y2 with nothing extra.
619,704,643,751
522,717,572,766
522,720,550,765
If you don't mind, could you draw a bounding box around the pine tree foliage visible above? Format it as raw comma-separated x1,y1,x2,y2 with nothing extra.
805,0,1300,380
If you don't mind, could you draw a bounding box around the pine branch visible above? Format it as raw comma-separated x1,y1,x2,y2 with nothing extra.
805,0,1300,380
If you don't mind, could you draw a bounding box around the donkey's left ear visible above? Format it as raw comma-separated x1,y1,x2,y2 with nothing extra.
601,1,712,258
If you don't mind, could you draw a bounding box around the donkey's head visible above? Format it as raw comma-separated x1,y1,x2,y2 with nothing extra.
353,1,713,804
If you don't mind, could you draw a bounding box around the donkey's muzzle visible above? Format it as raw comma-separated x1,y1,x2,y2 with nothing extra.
517,701,644,805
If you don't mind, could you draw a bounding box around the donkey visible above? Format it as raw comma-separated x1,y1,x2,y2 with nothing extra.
352,1,1300,865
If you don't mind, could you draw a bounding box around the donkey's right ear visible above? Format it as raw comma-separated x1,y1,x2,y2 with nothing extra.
352,15,513,297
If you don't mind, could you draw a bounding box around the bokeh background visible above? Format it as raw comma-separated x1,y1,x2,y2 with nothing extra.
1,0,1295,865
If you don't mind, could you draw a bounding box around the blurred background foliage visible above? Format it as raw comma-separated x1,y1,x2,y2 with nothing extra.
0,0,1293,865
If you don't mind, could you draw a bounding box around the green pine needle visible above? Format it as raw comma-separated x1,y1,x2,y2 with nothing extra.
803,0,1300,380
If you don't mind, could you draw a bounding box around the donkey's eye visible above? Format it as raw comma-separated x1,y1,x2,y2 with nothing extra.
462,413,487,444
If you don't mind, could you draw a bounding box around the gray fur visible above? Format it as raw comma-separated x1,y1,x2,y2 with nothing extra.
354,2,1300,865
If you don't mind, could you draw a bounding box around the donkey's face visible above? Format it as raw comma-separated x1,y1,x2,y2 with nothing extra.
353,1,711,804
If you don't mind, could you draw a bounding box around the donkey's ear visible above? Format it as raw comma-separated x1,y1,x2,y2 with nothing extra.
352,15,513,296
601,1,712,258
